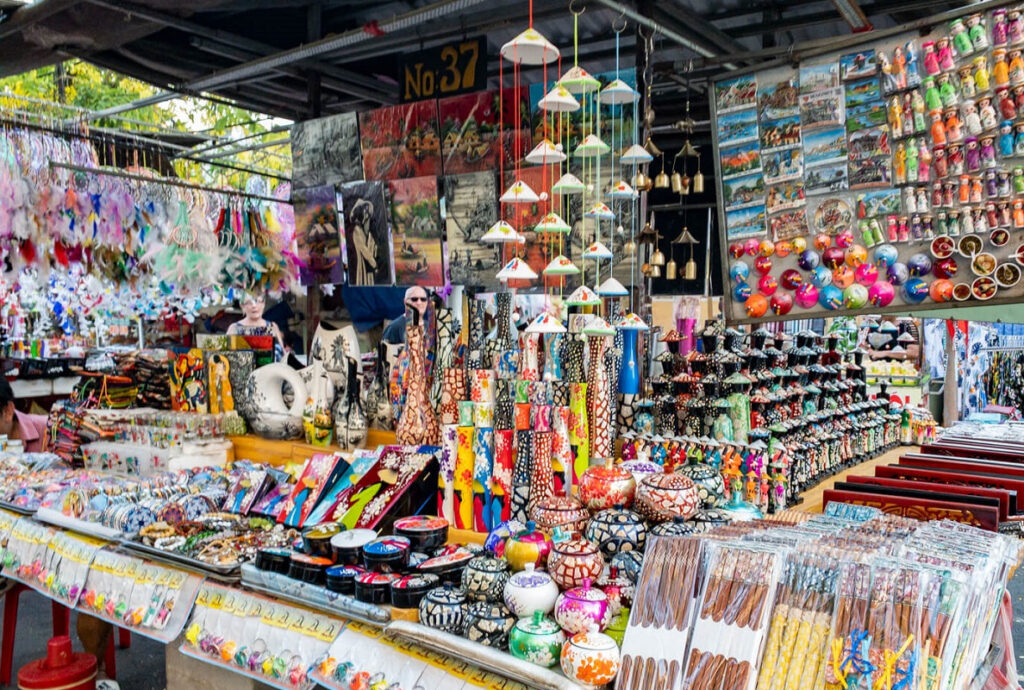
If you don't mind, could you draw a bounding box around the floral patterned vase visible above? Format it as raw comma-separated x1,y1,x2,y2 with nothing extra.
395,318,440,445
587,336,612,460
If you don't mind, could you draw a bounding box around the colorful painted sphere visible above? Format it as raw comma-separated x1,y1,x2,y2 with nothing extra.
811,265,833,288
868,281,896,307
504,522,552,571
775,240,793,257
930,278,954,302
770,293,794,315
729,242,745,259
903,277,929,303
933,257,958,279
822,247,845,269
843,284,869,309
835,231,855,248
907,253,933,277
509,611,565,668
845,245,868,267
874,244,899,267
744,294,768,318
832,265,855,289
758,274,779,296
818,284,844,310
744,238,761,256
887,262,909,285
798,250,821,271
814,233,832,250
795,283,820,309
854,262,879,285
758,240,775,257
733,282,752,301
729,261,750,283
791,237,808,253
779,268,803,290
554,579,611,634
754,255,772,274
560,629,620,687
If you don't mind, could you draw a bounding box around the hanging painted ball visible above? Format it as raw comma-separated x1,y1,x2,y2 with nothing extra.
933,257,958,279
794,283,820,309
835,231,855,249
744,238,761,256
791,237,808,254
729,261,750,283
873,244,899,268
775,241,793,257
868,281,896,307
887,262,910,285
822,247,845,270
818,285,844,310
907,253,933,277
903,277,929,303
832,265,855,289
929,279,954,302
780,269,803,290
845,245,868,267
814,233,832,251
744,293,768,318
854,263,879,286
798,250,821,271
843,284,869,309
733,282,753,301
770,292,794,315
754,255,772,274
759,240,776,257
811,265,833,288
758,274,779,296
729,243,745,259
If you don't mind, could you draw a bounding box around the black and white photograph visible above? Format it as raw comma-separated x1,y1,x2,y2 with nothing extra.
291,112,362,188
443,171,500,288
340,180,392,286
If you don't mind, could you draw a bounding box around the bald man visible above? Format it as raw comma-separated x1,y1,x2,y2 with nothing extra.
382,286,429,345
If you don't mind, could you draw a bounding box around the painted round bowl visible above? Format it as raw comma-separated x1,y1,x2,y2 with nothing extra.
635,471,700,522
674,464,726,508
578,459,636,511
529,495,590,535
554,578,611,634
418,585,468,635
461,556,510,603
503,562,559,617
548,538,605,590
560,629,621,687
464,601,516,650
510,611,566,668
504,521,552,571
584,507,647,558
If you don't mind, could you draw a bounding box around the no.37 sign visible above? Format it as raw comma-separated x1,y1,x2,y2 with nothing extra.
400,37,486,102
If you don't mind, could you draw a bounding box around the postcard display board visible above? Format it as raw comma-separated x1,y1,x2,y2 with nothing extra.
712,4,1024,324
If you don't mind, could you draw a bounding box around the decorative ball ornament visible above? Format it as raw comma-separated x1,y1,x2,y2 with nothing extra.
758,240,775,257
843,284,869,309
814,233,832,251
907,253,933,277
754,256,772,275
868,281,896,307
729,243,744,259
795,283,820,309
822,247,845,270
887,262,910,285
798,250,821,271
930,279,954,302
775,241,793,257
818,285,844,310
854,263,879,286
811,265,833,288
744,294,768,318
903,277,929,303
933,257,958,279
845,245,868,267
729,262,750,283
779,269,803,290
874,244,899,267
733,282,752,301
835,231,855,249
757,274,779,296
744,238,760,256
791,237,808,253
770,292,794,315
832,265,855,289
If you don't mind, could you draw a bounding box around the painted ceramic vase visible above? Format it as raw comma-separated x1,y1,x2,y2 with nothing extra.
635,469,700,522
529,494,590,535
504,521,552,571
610,551,645,584
464,601,516,650
418,585,469,635
395,320,440,445
555,578,611,634
688,508,732,533
578,459,636,510
502,562,559,617
649,516,697,538
510,611,566,668
596,567,635,616
461,556,510,603
548,538,605,590
584,507,647,558
605,607,630,647
560,628,621,688
675,464,727,508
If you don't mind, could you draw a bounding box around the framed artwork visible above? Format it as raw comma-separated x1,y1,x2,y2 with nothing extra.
359,101,442,180
443,171,500,287
169,348,208,413
340,180,393,286
204,350,254,415
291,112,362,188
439,90,531,175
388,176,445,286
293,184,345,286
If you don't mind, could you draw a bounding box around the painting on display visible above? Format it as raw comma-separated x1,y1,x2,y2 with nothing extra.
204,350,255,415
340,180,393,287
291,112,361,188
440,90,531,175
443,171,500,287
170,349,208,413
293,184,345,286
359,101,441,180
388,176,445,286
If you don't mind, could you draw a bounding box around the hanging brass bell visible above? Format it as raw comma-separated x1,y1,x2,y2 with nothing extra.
633,171,650,191
641,262,652,276
671,171,684,194
693,170,705,194
665,258,678,280
654,171,670,189
649,263,662,277
622,239,637,257
684,258,698,280
651,248,666,266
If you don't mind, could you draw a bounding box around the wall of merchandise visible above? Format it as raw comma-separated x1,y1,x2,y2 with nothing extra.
712,2,1024,323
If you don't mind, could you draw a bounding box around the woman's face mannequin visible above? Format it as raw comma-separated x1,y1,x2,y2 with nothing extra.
242,295,265,320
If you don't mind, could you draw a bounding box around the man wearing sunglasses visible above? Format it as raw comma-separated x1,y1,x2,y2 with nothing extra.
382,286,430,345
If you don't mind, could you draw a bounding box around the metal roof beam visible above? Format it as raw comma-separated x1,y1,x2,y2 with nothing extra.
658,2,749,57
0,0,77,40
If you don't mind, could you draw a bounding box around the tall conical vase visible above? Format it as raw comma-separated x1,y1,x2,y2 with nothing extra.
431,306,456,408
466,298,487,369
587,335,612,461
511,429,534,523
395,317,440,445
618,330,640,395
438,424,458,524
344,357,368,448
543,333,564,381
521,333,540,382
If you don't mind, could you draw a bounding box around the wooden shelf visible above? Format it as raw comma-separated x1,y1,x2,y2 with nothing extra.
227,428,397,467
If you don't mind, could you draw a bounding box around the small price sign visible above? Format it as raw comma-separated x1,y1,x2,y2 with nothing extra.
400,36,486,102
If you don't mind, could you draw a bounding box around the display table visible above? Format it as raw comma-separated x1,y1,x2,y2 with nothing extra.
227,430,398,466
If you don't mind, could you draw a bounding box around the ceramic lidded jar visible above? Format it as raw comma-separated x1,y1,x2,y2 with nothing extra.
596,567,635,616
618,460,664,484
555,578,611,634
560,627,621,688
584,506,647,558
509,610,566,668
649,516,697,538
635,469,700,522
578,459,637,510
529,495,590,535
504,521,553,572
548,539,605,590
393,515,450,552
418,584,469,635
464,601,516,650
610,551,645,584
604,606,630,647
461,556,510,603
689,508,732,533
675,464,726,507
503,562,559,617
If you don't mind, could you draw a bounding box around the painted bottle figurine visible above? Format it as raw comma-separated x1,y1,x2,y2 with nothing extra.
937,73,957,107
958,66,976,99
962,100,982,136
918,140,932,183
979,97,998,130
993,49,1010,87
993,9,1008,46
910,91,927,132
936,37,954,72
1012,50,1024,85
1016,124,1024,156
968,14,988,50
950,19,973,56
922,41,940,76
923,77,942,112
906,142,919,183
974,56,990,92
930,113,946,146
944,108,962,142
1011,10,1024,45
980,136,996,169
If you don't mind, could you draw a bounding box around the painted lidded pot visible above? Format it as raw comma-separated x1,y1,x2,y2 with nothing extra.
547,538,605,590
596,566,635,616
560,627,621,688
675,464,726,507
504,521,552,571
461,556,509,602
618,459,664,484
509,610,566,668
578,458,636,510
503,562,559,617
649,516,697,538
464,601,516,650
689,508,732,533
529,494,590,535
554,578,611,634
418,584,469,635
584,506,647,558
610,551,645,584
604,606,630,647
635,468,700,522
393,515,450,552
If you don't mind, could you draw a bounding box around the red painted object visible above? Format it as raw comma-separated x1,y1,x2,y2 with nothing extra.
17,636,96,690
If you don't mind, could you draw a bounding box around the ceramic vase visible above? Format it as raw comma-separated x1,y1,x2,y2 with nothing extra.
494,379,514,430
548,539,605,590
584,507,647,558
438,368,465,426
529,431,555,505
510,430,533,523
503,563,559,617
395,317,440,445
462,556,509,602
543,333,564,381
586,335,612,460
466,298,486,369
431,306,456,408
554,578,611,634
565,339,585,382
579,459,637,510
509,611,565,668
618,330,640,394
560,629,621,687
465,602,516,650
340,357,367,448
633,399,655,434
521,333,540,382
365,343,392,430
